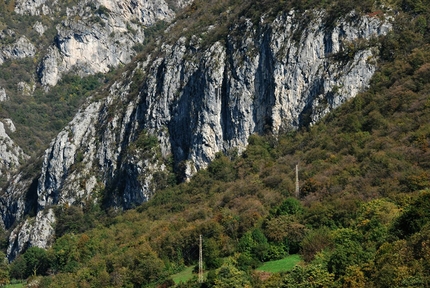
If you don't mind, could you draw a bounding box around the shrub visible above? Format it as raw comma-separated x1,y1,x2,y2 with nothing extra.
301,227,334,262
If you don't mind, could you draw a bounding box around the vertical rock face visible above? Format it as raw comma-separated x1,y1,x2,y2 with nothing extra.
3,10,392,258
37,101,102,209
7,209,55,261
0,36,36,64
0,88,7,102
6,0,193,86
36,0,192,87
0,121,28,181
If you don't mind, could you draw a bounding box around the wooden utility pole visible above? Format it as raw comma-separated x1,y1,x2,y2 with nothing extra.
198,234,203,283
295,163,299,197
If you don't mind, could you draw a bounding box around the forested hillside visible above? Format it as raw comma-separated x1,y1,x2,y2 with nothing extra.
0,0,429,287
1,0,392,259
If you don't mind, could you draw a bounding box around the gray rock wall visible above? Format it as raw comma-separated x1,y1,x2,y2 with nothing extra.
0,121,28,181
0,0,191,182
0,88,7,102
37,0,192,87
0,36,35,65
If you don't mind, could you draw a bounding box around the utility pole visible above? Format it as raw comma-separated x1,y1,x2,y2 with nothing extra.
295,163,299,198
198,234,203,283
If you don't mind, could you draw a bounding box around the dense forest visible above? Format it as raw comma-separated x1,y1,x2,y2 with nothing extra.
0,0,430,287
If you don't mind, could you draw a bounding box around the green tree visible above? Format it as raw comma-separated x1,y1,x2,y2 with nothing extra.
250,228,270,262
275,197,303,216
355,199,399,244
204,238,222,269
281,263,335,288
327,240,371,279
341,265,366,288
23,247,52,277
301,227,334,262
391,191,430,238
213,257,251,288
52,234,79,273
126,243,165,286
265,215,306,254
9,255,26,280
208,153,236,182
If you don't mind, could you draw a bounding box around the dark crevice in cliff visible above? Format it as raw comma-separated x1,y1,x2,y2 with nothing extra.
24,178,39,219
220,48,233,144
298,78,325,128
168,69,203,180
253,27,275,134
324,29,333,55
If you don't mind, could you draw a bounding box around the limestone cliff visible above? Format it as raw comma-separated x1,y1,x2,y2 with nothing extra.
0,120,28,182
6,0,191,88
0,87,7,102
36,0,191,87
3,9,392,259
0,0,190,194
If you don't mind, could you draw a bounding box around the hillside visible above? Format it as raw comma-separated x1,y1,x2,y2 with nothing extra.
5,35,429,285
1,0,394,260
0,0,427,287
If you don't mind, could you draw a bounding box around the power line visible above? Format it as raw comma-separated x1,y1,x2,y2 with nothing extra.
198,234,203,283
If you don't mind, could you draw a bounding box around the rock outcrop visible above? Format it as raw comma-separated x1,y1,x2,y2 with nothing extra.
1,0,192,86
0,120,28,181
33,21,46,36
0,36,36,65
0,88,7,102
3,119,16,133
17,81,35,96
7,209,55,261
14,0,53,15
3,9,392,259
37,0,192,87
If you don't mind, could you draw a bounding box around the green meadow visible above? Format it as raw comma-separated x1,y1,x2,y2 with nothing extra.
256,254,302,273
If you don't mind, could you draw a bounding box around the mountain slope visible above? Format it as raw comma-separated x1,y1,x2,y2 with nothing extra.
7,18,430,284
2,1,394,259
0,0,428,286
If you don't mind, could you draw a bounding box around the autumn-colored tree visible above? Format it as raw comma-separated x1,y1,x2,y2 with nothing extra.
341,265,366,288
0,252,9,286
301,227,334,262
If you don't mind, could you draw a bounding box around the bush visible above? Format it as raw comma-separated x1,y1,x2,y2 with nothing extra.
274,197,303,216
208,153,236,182
301,227,334,262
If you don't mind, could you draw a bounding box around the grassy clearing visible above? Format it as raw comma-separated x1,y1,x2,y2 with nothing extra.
256,254,302,273
5,282,25,288
172,255,301,284
171,266,210,284
171,266,195,284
